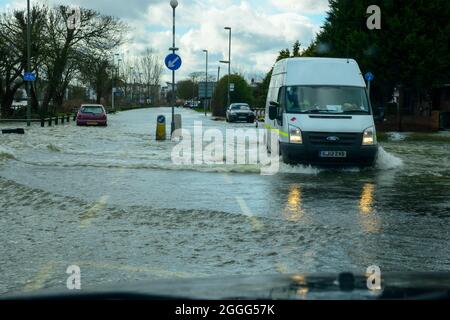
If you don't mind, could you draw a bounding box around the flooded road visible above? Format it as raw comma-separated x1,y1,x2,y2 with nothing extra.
1,107,449,295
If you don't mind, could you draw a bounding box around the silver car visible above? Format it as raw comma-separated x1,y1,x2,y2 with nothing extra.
226,103,255,123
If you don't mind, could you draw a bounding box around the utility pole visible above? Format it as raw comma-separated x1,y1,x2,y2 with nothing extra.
203,50,208,116
112,53,119,111
130,66,134,102
170,0,178,135
225,27,231,110
26,0,31,126
217,66,220,83
220,27,231,114
192,74,196,103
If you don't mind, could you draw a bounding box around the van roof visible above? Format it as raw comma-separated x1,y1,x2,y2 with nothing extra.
273,57,366,88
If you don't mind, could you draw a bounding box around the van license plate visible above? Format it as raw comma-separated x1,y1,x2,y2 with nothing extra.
319,151,347,158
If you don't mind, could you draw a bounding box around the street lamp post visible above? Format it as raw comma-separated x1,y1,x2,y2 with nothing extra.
129,66,134,102
26,0,31,126
217,66,220,83
192,74,196,103
170,0,178,136
117,58,122,106
203,50,208,117
219,27,231,114
225,27,231,109
112,53,119,111
139,73,143,104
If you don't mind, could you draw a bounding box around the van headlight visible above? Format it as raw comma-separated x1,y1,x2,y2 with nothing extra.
289,124,303,144
362,126,377,145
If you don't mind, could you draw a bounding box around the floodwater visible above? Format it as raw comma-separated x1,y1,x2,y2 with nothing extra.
0,107,449,295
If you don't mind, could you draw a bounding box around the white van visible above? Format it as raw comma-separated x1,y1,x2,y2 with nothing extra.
265,58,378,166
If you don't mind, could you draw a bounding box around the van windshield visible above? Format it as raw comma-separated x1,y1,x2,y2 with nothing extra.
285,86,370,114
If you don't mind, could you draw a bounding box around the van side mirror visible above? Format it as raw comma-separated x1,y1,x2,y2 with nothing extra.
268,101,279,120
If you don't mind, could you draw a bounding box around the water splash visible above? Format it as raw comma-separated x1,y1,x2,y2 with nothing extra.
375,146,403,170
279,163,321,175
387,132,407,141
47,144,62,152
0,146,16,160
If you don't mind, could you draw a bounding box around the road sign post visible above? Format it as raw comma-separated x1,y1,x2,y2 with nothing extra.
364,72,374,96
165,52,182,137
165,53,182,71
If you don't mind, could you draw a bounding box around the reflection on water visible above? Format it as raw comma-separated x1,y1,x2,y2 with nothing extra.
296,287,309,299
358,183,381,233
283,184,304,222
359,183,375,214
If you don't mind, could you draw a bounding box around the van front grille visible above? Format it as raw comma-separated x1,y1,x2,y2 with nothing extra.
305,132,360,146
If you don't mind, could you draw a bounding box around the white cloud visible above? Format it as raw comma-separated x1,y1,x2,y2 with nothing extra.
0,0,329,82
269,0,329,14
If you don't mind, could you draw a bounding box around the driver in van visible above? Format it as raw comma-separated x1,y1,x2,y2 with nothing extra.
286,87,312,112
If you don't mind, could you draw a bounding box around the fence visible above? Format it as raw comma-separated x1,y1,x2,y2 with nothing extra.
0,114,76,127
253,108,265,120
376,111,440,132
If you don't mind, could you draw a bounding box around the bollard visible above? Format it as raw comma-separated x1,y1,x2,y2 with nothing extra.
61,116,65,124
172,114,182,139
54,117,58,125
48,117,52,126
67,115,70,122
41,119,45,127
156,115,166,141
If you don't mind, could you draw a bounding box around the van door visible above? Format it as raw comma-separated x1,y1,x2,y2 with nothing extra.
275,86,285,129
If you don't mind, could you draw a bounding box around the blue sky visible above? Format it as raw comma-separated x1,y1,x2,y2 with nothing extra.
0,0,329,81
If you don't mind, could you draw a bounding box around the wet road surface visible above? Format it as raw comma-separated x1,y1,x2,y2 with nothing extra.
1,107,449,295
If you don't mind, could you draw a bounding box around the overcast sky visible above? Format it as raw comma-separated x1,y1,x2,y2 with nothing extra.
0,0,330,83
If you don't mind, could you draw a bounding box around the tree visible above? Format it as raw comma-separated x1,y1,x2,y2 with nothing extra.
292,40,301,57
0,5,47,117
39,5,127,115
139,48,163,105
79,53,112,104
310,0,450,112
277,48,291,61
211,74,253,116
253,71,272,108
177,80,198,100
252,40,310,108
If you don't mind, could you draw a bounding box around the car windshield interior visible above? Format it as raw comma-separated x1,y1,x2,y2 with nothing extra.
285,86,370,114
1,0,449,306
81,106,104,114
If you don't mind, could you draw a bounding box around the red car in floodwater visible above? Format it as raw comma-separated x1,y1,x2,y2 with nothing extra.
76,104,108,126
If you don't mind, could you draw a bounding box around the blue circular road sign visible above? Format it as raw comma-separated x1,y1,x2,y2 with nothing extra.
165,53,182,71
157,115,166,124
365,72,374,82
